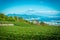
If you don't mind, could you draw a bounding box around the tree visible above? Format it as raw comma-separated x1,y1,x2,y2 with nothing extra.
13,16,18,21
8,16,12,21
0,13,7,21
40,21,45,25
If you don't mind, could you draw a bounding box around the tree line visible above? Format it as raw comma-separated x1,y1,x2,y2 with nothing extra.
0,13,23,21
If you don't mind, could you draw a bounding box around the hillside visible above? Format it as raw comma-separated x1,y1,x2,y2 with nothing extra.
0,13,60,40
0,21,60,40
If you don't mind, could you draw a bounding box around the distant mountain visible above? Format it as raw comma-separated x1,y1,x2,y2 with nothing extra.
7,14,40,20
6,13,60,22
6,10,60,26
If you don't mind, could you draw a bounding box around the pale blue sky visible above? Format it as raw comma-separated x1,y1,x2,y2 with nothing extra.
0,0,60,15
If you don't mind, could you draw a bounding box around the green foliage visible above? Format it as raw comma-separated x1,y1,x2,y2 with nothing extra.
0,26,60,40
13,16,17,21
0,13,7,21
0,13,23,22
40,21,45,25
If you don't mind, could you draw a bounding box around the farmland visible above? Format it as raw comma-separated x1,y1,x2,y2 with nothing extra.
0,21,60,40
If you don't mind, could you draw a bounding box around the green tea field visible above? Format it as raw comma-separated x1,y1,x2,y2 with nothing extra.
0,22,60,40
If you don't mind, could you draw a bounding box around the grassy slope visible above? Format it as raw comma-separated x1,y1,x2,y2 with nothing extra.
0,21,60,40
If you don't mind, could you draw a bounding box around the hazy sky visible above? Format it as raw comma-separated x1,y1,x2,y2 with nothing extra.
0,0,60,14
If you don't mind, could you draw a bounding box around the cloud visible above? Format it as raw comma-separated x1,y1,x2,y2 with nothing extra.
38,10,59,14
44,21,60,26
50,20,60,22
48,16,60,18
